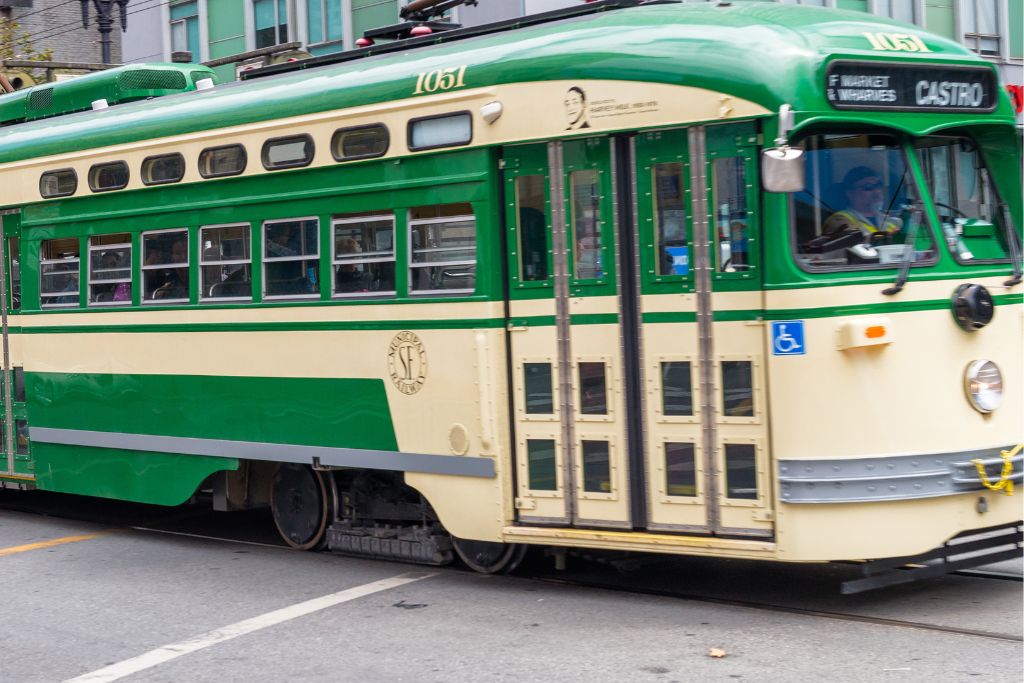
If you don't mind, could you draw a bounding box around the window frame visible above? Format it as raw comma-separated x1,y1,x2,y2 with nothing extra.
331,213,396,299
39,168,78,199
39,237,81,309
141,228,190,305
252,0,289,49
141,152,186,186
331,124,390,161
87,234,133,307
960,0,1004,57
407,208,477,296
407,111,473,152
198,144,247,179
261,134,315,170
87,161,130,193
262,216,321,301
199,222,253,303
871,0,924,25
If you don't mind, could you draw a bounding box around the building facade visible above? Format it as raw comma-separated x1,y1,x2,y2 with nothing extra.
119,0,1021,122
2,0,123,65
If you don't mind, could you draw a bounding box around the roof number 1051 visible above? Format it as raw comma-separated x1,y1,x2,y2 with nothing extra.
414,66,468,94
863,32,931,52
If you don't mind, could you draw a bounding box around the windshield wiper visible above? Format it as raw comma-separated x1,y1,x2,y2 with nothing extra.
882,201,923,296
999,202,1022,286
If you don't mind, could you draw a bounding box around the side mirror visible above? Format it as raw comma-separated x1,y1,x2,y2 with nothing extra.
762,146,805,193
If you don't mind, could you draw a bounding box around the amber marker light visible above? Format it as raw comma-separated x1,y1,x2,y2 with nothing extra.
864,325,887,339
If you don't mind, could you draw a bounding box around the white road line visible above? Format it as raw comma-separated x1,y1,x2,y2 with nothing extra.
65,572,435,683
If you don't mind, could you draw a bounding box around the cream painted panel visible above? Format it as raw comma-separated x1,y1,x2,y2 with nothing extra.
640,292,696,314
765,277,1020,311
774,490,1022,561
3,80,769,206
766,307,1024,461
405,471,507,541
567,294,617,316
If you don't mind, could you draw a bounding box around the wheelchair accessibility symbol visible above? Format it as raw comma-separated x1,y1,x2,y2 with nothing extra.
771,321,805,356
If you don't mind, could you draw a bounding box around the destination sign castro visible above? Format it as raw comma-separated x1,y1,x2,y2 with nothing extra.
826,62,996,112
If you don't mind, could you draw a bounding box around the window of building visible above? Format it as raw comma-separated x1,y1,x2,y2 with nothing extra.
88,234,132,305
332,212,395,297
39,169,77,198
254,0,288,48
962,0,1001,56
170,0,201,60
778,0,830,6
201,224,251,301
264,218,319,298
88,161,129,192
199,144,247,178
331,124,389,161
408,112,472,151
307,0,342,45
40,238,79,308
873,0,919,24
142,153,186,185
142,229,189,303
409,204,476,294
262,135,314,170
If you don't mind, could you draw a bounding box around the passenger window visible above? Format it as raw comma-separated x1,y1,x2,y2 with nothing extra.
721,361,754,417
142,229,189,303
515,175,549,282
332,212,395,297
408,112,472,151
13,367,24,403
40,237,80,308
526,439,558,491
331,124,389,160
665,442,697,497
409,203,476,294
262,135,314,170
711,157,750,273
88,234,132,305
8,237,20,311
578,362,608,415
661,361,693,416
40,169,77,198
14,419,28,456
570,169,603,280
581,440,611,493
264,218,319,298
523,363,554,415
142,153,186,185
724,443,757,500
199,144,246,178
200,224,251,301
88,161,129,192
653,162,689,277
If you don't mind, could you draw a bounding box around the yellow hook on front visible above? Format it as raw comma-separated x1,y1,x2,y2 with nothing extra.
972,444,1021,496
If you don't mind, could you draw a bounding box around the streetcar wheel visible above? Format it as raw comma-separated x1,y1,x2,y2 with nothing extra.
452,538,528,574
270,464,332,550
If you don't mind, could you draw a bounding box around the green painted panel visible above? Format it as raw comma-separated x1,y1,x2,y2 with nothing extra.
924,0,955,40
29,373,398,450
33,444,233,505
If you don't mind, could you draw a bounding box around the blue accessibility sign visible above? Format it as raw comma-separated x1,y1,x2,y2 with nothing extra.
770,320,806,356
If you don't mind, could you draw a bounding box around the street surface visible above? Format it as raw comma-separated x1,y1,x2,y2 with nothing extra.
0,491,1020,683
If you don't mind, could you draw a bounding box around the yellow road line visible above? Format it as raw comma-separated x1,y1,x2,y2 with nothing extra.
0,530,117,557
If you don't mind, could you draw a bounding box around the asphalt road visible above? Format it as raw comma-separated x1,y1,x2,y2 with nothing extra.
0,493,1020,683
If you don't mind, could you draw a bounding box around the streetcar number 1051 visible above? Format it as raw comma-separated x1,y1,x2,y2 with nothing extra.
414,66,468,94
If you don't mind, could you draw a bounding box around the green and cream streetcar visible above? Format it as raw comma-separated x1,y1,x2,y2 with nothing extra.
0,0,1019,591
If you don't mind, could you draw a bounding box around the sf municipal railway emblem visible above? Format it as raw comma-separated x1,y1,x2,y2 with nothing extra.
388,331,428,395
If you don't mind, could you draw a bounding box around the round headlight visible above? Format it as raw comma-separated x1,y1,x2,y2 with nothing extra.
964,360,1003,413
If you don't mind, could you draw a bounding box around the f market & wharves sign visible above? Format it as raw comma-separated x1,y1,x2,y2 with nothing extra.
826,62,997,113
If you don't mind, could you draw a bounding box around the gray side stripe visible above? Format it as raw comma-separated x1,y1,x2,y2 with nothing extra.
29,427,496,478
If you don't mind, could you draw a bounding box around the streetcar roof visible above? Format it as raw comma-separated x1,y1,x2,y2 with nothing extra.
0,2,1014,165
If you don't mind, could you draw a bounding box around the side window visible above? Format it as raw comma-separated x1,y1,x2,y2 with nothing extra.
40,169,77,198
653,162,689,278
569,169,603,281
8,237,19,311
332,212,395,297
332,124,389,161
40,237,80,308
142,229,189,303
263,218,320,299
142,153,186,185
514,175,550,283
88,162,130,192
88,234,132,305
408,112,472,151
201,224,252,301
262,135,314,170
711,157,750,274
199,145,247,178
409,203,476,294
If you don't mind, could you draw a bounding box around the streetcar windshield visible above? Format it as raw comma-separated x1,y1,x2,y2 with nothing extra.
791,133,937,271
915,136,1015,263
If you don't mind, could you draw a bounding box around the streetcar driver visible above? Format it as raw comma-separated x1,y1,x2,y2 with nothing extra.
823,166,902,240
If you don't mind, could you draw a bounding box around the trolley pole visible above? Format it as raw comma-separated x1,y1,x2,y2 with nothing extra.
79,0,130,65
